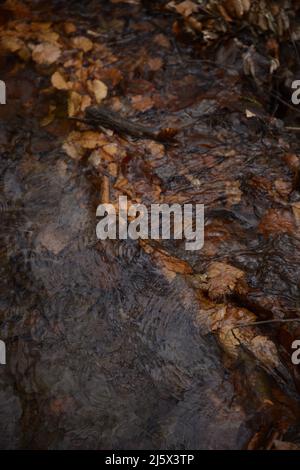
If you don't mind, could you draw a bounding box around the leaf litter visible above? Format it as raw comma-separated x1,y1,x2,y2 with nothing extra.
1,0,300,449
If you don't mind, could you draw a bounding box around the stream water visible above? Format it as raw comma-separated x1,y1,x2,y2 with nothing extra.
0,0,300,449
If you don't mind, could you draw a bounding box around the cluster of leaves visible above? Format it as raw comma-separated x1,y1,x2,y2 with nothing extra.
0,17,115,119
2,0,300,448
163,0,299,39
146,0,300,89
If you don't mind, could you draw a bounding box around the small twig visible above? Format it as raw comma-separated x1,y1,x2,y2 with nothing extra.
284,126,300,132
232,318,300,331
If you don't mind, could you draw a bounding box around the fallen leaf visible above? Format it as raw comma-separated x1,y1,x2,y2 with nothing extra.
249,335,280,369
72,36,93,52
205,304,256,358
40,104,56,127
88,79,108,103
96,67,123,87
102,143,118,157
68,91,82,117
64,22,76,34
30,22,52,32
174,0,199,17
80,94,92,112
51,71,69,90
144,141,165,159
35,30,60,45
258,209,295,236
223,0,251,18
62,140,84,160
32,42,61,65
274,179,292,198
204,262,246,300
131,95,154,112
148,57,163,71
1,36,24,53
65,131,108,150
282,153,299,172
153,33,171,49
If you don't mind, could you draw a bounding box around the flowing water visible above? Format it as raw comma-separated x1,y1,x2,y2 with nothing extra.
0,0,300,449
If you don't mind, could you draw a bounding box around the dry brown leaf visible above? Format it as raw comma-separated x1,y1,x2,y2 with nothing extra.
249,335,280,369
67,131,108,150
36,31,60,45
205,262,246,300
144,141,165,159
173,1,199,17
40,104,56,127
258,209,295,236
63,57,81,68
68,91,82,117
96,67,123,87
51,71,69,90
80,94,92,112
153,33,171,49
223,0,251,19
72,36,93,52
63,130,107,159
30,22,52,32
62,140,84,160
186,16,203,32
131,95,154,112
250,175,272,192
274,179,292,198
32,42,61,65
88,79,108,103
64,22,76,34
1,36,25,53
205,304,256,358
102,143,118,157
148,57,163,71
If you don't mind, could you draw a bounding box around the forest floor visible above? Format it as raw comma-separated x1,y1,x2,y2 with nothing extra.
1,0,300,450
